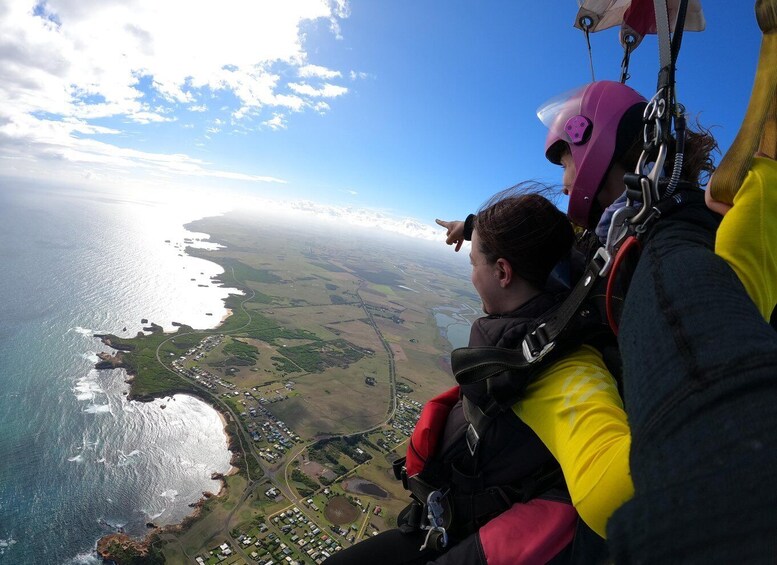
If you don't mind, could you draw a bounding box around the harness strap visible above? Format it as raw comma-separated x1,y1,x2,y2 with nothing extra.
461,396,501,456
670,0,690,67
448,462,569,532
653,0,673,94
397,500,424,534
606,235,641,336
406,462,569,537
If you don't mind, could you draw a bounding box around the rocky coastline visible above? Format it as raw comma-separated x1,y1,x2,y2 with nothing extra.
91,225,241,563
92,323,242,564
95,482,222,564
96,533,158,564
94,350,125,371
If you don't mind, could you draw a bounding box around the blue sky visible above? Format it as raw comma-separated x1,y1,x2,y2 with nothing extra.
0,1,764,235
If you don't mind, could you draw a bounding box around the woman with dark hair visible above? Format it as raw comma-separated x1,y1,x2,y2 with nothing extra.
325,187,630,564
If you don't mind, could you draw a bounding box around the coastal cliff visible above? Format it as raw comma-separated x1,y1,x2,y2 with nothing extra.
96,533,163,564
95,351,125,370
95,489,220,565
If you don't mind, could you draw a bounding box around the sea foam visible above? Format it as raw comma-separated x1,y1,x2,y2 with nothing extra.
159,489,178,501
84,404,112,415
81,352,100,363
117,449,142,467
74,370,104,402
64,551,102,565
0,538,17,556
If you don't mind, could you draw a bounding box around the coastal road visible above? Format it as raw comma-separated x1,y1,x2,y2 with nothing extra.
355,283,399,421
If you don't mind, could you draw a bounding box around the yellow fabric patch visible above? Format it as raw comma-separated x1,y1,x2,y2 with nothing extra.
513,345,633,538
715,157,777,320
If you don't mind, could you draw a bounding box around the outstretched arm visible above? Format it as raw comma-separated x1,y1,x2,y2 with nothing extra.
435,215,475,252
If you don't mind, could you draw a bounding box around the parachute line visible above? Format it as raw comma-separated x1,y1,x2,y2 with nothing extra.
580,16,596,82
619,40,634,83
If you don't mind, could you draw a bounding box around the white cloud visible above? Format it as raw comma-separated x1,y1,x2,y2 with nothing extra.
313,101,331,114
206,117,224,134
299,64,342,79
264,113,288,131
0,0,351,185
131,111,176,124
349,70,371,81
288,82,349,98
0,109,287,184
233,194,445,242
266,199,445,242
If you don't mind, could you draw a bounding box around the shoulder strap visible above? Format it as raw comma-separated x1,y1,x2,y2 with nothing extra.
461,395,502,456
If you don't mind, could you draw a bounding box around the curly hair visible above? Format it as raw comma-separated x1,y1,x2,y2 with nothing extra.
616,107,719,187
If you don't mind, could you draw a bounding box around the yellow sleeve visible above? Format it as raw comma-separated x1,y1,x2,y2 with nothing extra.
513,344,633,538
715,157,777,320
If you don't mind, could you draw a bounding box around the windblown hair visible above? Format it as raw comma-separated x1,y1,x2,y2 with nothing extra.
615,105,719,186
474,183,574,289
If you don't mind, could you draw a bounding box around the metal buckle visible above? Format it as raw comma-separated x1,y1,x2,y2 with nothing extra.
606,205,637,258
465,423,480,456
592,247,612,278
522,323,556,364
632,88,670,226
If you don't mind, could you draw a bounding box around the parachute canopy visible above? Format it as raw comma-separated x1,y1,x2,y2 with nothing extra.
574,0,706,49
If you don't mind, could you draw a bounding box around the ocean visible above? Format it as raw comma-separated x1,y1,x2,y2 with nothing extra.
0,182,237,563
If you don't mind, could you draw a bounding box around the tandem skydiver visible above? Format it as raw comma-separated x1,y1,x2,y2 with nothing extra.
326,187,628,564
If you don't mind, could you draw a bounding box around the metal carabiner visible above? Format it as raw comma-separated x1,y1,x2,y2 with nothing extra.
420,526,448,552
605,205,637,260
419,490,449,551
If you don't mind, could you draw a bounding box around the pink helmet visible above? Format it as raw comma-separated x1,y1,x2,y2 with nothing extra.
538,81,647,228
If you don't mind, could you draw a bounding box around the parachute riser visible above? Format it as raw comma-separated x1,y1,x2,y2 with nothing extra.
625,0,690,229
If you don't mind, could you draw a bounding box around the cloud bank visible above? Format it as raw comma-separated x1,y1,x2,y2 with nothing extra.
0,0,353,184
239,196,451,243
